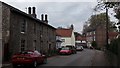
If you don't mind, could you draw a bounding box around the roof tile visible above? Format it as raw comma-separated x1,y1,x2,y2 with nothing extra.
56,28,72,37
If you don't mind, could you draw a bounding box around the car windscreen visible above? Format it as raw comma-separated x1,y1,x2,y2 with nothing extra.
61,47,70,50
19,51,33,54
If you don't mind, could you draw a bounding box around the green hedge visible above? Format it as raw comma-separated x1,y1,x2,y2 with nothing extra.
91,41,97,48
108,37,120,55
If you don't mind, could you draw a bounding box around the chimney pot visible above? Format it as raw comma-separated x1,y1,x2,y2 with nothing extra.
45,14,47,21
28,7,31,14
33,7,36,14
45,14,48,23
41,14,44,21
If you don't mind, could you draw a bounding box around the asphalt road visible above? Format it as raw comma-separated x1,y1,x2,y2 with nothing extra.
3,49,110,68
38,49,110,67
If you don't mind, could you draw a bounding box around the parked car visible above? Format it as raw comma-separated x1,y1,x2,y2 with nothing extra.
59,47,72,55
66,45,77,54
11,50,47,68
76,46,84,51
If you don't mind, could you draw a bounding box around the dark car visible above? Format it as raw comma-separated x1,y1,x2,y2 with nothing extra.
11,50,47,68
66,45,77,54
59,47,72,55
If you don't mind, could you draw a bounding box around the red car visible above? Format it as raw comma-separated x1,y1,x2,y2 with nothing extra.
59,47,72,55
11,50,47,68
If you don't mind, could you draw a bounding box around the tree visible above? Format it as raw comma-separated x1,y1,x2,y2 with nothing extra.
91,41,97,48
82,21,89,34
83,13,116,32
74,32,81,38
94,0,120,11
88,13,109,28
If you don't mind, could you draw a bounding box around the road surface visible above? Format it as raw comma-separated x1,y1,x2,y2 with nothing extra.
39,49,110,67
3,49,111,68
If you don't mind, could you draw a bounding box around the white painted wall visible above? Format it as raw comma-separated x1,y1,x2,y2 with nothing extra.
61,30,75,47
61,37,71,47
71,31,75,46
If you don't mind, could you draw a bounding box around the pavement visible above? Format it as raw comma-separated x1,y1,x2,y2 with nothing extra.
1,62,12,68
91,50,110,66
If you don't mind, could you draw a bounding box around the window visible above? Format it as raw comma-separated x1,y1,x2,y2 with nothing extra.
21,40,25,52
61,39,65,42
21,19,27,33
90,32,91,35
93,31,95,35
94,36,96,41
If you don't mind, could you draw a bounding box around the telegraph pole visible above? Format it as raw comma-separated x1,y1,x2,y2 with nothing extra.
105,2,109,49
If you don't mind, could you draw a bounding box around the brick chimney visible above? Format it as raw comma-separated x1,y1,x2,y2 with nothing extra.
28,7,37,18
32,7,36,18
41,14,48,24
70,24,74,30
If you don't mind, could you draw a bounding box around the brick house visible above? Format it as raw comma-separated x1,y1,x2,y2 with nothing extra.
75,35,87,48
0,1,56,64
85,24,118,49
86,29,96,48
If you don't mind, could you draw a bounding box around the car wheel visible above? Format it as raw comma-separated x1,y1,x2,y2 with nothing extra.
33,61,37,68
43,58,47,64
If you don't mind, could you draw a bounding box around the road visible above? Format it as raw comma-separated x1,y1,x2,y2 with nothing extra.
3,49,111,68
38,49,110,67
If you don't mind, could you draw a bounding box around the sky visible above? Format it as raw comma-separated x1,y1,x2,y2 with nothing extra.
0,0,118,33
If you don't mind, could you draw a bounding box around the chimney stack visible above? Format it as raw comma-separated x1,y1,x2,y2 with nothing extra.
41,14,44,21
70,24,74,30
28,7,31,14
28,7,36,18
45,14,47,21
45,14,48,23
33,7,36,14
32,7,36,18
41,14,48,24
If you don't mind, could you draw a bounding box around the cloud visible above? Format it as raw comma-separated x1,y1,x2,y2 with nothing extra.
0,1,97,33
0,0,97,2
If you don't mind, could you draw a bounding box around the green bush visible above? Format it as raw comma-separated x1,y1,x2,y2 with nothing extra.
91,41,97,48
109,37,120,55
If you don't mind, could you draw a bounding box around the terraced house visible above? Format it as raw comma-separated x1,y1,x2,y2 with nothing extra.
0,1,56,64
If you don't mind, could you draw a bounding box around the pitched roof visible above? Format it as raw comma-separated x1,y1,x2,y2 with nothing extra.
109,32,119,39
1,1,56,30
56,28,73,37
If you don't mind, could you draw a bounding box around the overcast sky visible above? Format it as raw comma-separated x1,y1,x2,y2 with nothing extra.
0,0,117,33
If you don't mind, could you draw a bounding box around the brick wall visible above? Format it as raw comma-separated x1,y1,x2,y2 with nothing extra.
96,25,106,48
